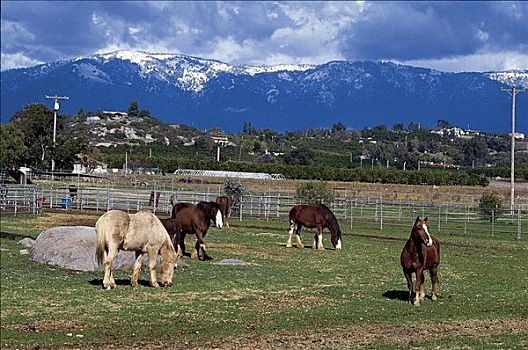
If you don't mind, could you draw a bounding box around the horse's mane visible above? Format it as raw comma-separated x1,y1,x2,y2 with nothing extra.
318,203,341,236
196,201,220,214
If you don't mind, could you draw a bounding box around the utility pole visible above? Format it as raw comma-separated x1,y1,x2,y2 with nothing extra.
501,86,525,211
45,95,69,180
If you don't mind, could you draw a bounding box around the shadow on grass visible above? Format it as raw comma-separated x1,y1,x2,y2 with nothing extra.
88,278,152,287
382,290,409,302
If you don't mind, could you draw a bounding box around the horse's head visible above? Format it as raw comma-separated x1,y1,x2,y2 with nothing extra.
412,216,433,247
159,243,181,287
330,230,342,251
211,203,224,229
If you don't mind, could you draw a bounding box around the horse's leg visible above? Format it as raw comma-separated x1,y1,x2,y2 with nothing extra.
147,249,159,288
430,266,439,301
403,269,414,303
103,245,119,290
414,268,424,305
130,251,143,288
316,225,324,250
286,221,295,248
294,224,304,249
419,272,426,301
179,232,187,257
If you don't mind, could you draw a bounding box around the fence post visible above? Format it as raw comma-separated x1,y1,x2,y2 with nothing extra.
380,203,383,231
491,209,495,237
464,206,468,234
517,209,522,240
350,200,353,231
239,196,243,222
437,206,441,232
14,188,18,217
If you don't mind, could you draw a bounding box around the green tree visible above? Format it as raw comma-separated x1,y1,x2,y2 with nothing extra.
128,100,139,117
284,147,315,166
478,193,503,222
224,179,246,210
0,124,29,170
296,181,334,205
9,103,86,170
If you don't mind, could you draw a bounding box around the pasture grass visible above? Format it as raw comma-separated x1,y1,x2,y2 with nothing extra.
1,212,527,349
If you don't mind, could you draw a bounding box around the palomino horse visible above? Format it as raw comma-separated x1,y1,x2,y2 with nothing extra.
215,196,232,228
286,204,342,250
95,209,181,289
401,217,440,305
170,201,223,261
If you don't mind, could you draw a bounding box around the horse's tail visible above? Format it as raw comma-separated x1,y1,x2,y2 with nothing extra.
95,215,107,266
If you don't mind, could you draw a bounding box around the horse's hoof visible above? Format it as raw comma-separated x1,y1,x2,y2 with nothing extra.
286,243,292,248
317,246,325,251
104,285,112,291
151,283,160,288
431,294,438,301
413,299,420,306
204,255,213,261
131,282,138,288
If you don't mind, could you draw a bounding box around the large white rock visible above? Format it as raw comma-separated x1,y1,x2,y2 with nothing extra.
30,226,141,272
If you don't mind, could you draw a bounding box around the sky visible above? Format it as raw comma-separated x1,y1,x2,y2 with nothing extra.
1,1,527,72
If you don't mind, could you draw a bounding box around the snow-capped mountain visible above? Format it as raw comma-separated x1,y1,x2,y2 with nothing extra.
1,50,527,132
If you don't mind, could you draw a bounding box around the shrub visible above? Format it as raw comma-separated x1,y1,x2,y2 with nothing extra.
478,192,503,222
224,179,246,210
296,181,334,205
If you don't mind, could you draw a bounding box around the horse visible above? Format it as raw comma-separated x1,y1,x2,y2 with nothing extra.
400,216,440,305
286,204,342,251
170,201,223,261
95,209,181,290
215,196,232,228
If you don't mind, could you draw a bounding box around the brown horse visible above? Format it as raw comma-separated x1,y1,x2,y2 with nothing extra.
95,209,181,290
401,217,440,305
286,204,342,250
170,201,223,261
216,196,232,228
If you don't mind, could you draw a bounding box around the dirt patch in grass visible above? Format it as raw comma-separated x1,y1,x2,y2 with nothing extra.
6,319,92,333
80,317,527,349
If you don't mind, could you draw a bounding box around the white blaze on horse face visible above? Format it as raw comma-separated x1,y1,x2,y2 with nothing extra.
423,224,432,247
336,238,342,250
215,209,224,228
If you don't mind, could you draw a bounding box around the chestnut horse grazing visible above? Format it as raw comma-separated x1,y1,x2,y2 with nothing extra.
286,204,342,250
215,196,232,228
95,209,181,290
401,217,440,305
171,201,223,261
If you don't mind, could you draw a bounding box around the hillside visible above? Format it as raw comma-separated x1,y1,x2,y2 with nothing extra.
2,50,527,133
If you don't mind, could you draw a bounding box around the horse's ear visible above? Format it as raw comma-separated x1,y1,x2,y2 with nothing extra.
424,217,428,223
414,216,421,225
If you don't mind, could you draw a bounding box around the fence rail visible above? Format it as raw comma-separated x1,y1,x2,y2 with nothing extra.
1,185,526,239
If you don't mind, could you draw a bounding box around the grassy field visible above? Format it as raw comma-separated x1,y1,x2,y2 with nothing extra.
1,212,527,349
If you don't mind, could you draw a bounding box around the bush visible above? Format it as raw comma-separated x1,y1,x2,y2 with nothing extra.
479,193,503,222
296,181,334,205
224,179,246,210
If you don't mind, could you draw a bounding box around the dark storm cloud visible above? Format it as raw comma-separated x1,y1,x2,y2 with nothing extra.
1,1,527,71
339,2,528,60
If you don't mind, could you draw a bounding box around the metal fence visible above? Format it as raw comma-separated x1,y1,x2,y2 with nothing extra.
0,185,43,216
2,184,526,239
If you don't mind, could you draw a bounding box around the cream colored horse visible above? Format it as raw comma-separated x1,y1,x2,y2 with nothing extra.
95,209,181,289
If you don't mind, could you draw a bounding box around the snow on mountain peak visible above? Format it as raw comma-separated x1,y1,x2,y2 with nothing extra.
487,71,528,88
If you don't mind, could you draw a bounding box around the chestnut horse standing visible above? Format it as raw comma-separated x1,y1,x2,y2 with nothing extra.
170,201,223,261
95,210,181,290
215,196,232,228
401,217,440,305
287,204,342,250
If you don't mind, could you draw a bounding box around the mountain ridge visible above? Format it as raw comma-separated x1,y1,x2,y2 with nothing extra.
1,50,527,132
